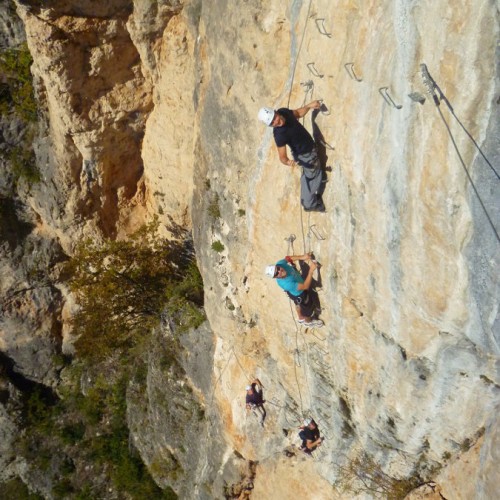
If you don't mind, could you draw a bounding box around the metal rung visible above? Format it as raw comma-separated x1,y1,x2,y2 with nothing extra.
307,62,324,78
308,224,326,241
344,62,363,82
310,341,329,355
315,18,332,38
379,86,402,109
312,329,327,342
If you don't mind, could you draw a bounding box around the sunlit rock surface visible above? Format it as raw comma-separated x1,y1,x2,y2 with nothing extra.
1,0,498,497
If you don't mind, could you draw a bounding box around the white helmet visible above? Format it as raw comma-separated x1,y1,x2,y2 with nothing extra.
265,265,276,278
303,418,313,426
258,107,275,126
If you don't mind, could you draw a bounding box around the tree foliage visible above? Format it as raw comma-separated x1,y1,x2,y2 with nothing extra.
0,43,40,186
66,219,205,361
0,43,37,122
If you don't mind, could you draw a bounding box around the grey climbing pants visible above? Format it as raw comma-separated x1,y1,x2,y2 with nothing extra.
296,149,323,210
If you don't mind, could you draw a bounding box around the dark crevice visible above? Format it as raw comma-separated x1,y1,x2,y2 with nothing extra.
0,350,58,404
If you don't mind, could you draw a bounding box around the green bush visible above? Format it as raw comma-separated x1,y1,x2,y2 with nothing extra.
52,479,74,499
19,370,175,498
0,43,37,121
9,143,40,185
0,477,43,500
0,43,40,186
335,451,421,499
207,194,221,219
65,219,205,361
211,240,224,252
59,422,85,445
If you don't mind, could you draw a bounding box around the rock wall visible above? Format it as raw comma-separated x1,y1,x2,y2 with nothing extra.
190,0,499,497
0,0,498,498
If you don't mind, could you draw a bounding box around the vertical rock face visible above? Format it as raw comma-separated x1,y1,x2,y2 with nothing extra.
189,0,499,497
1,0,498,497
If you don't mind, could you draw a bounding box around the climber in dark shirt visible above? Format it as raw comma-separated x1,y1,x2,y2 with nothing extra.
299,418,322,454
258,100,325,212
245,379,266,426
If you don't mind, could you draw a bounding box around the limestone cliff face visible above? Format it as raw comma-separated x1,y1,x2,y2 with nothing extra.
190,0,499,497
1,0,498,498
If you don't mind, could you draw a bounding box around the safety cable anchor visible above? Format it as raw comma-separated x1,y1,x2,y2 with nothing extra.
344,62,363,82
408,91,426,105
420,63,441,106
300,80,314,92
379,87,402,109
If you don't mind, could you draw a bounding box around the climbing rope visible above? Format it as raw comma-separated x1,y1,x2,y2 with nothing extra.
231,347,252,381
438,105,499,243
286,0,313,108
421,64,499,244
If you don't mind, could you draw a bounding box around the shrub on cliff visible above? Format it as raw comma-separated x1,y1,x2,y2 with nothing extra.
66,219,205,361
0,43,40,187
0,43,37,122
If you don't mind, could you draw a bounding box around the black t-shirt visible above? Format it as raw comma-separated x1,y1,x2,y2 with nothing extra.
273,108,315,157
245,383,263,405
301,426,320,443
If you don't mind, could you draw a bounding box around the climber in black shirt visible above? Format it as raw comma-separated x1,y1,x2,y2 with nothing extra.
258,101,325,212
245,378,266,426
299,418,322,454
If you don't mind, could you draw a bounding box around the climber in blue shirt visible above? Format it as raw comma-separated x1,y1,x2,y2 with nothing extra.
265,253,323,327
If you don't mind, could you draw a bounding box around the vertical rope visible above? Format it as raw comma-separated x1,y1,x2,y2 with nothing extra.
287,0,314,107
435,105,500,243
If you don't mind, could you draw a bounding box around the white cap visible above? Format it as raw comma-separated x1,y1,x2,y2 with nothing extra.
258,107,275,126
303,418,313,426
265,265,276,278
246,385,252,391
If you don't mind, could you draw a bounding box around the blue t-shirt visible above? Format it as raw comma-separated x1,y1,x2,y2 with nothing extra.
273,108,315,157
275,258,304,297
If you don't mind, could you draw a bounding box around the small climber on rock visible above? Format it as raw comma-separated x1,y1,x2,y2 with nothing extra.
245,378,266,426
258,100,325,212
265,253,323,328
299,418,323,454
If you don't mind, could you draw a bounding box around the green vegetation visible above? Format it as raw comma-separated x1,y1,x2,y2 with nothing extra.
0,43,40,186
3,220,206,496
65,218,205,361
207,193,221,219
0,477,43,500
335,452,422,499
211,240,224,252
14,369,176,499
9,142,40,184
0,43,37,122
